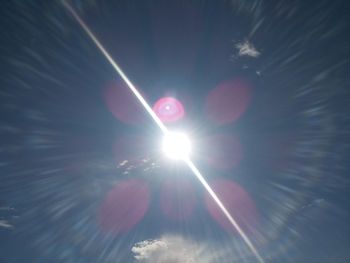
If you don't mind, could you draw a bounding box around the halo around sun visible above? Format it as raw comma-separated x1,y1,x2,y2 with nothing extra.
162,132,191,160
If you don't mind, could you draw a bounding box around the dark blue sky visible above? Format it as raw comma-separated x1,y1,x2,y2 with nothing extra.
0,0,349,262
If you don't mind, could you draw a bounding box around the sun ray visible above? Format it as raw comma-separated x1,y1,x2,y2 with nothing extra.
61,0,167,134
62,1,264,262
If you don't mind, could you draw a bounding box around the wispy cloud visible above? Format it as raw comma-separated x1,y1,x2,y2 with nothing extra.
235,40,260,58
0,220,13,229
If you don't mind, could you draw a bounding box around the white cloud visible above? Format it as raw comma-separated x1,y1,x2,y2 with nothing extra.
235,40,260,58
131,235,234,263
132,239,168,261
0,220,13,229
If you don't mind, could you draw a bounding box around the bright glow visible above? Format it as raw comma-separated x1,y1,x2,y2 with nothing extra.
162,132,191,160
63,3,264,262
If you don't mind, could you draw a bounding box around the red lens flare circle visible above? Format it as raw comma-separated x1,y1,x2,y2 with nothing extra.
205,178,257,234
97,179,150,235
153,97,185,123
205,79,251,125
104,82,147,124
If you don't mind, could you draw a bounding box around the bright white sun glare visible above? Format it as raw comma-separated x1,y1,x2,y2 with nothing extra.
162,132,191,160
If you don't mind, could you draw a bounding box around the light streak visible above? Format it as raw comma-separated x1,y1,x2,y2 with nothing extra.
62,2,264,262
185,158,265,263
61,0,167,133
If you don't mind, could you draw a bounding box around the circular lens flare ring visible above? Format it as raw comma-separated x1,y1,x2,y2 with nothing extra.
205,79,251,125
63,4,264,261
162,132,191,160
153,97,185,123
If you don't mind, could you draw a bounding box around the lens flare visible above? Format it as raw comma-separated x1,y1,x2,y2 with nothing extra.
153,97,185,123
97,179,150,234
185,158,264,263
206,79,251,125
104,82,147,124
62,2,264,262
204,178,257,234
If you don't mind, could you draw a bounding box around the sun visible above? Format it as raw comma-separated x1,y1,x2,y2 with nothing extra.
162,131,191,160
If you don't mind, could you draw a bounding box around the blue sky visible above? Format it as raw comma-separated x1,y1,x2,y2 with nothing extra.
0,0,350,262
